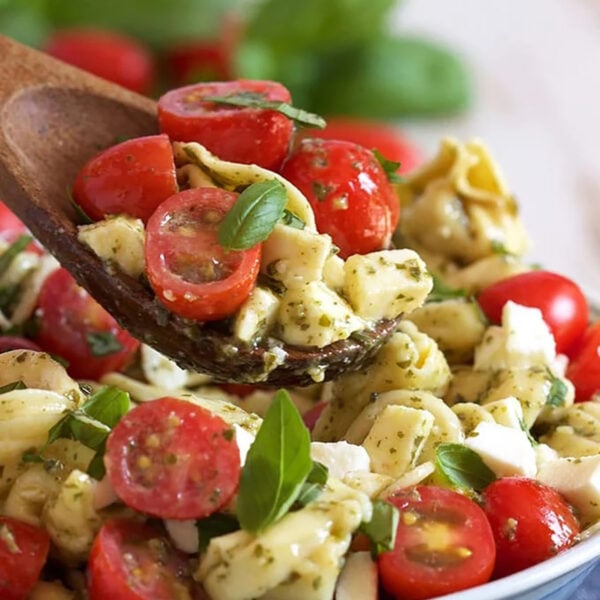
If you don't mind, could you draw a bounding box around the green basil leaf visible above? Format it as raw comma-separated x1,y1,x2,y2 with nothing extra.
519,417,538,447
295,482,323,507
281,209,305,230
435,443,496,492
81,385,131,428
203,92,326,129
0,284,22,313
490,240,512,256
307,461,328,485
196,513,240,553
68,413,112,450
218,180,287,251
427,275,466,303
237,389,313,532
546,373,568,407
0,380,27,395
0,234,32,277
87,446,107,480
372,149,403,184
359,499,399,556
86,332,124,357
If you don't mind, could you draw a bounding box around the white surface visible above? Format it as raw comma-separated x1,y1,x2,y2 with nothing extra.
392,0,600,298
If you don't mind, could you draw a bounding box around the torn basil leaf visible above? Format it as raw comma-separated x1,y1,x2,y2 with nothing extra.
359,499,399,556
281,209,305,230
435,443,496,492
197,513,240,553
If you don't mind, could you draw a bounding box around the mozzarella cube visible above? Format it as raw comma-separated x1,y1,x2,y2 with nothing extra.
233,286,280,342
310,441,370,479
464,421,537,478
141,345,188,390
322,253,345,291
336,552,378,600
234,424,255,467
484,396,525,429
165,519,199,554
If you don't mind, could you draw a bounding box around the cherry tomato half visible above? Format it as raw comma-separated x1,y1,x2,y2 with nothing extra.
378,486,495,600
482,477,580,578
87,519,200,600
280,139,398,258
145,187,261,322
566,321,600,401
477,270,589,355
158,80,294,171
34,268,140,380
0,516,50,600
105,397,240,520
72,134,178,222
45,28,155,95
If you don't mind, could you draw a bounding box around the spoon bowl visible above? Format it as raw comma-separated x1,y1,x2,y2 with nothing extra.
0,36,399,386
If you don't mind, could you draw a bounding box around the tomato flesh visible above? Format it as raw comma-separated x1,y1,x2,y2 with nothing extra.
0,516,50,600
482,477,580,578
72,134,178,222
145,187,260,322
378,486,495,600
34,267,140,380
158,80,294,171
566,321,600,401
477,270,589,355
280,139,398,258
105,396,241,520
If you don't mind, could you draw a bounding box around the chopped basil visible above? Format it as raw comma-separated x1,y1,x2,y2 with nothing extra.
0,234,32,277
203,92,326,129
236,389,313,532
426,275,467,303
546,372,568,407
359,499,399,556
0,380,27,395
218,180,287,250
86,331,124,357
372,149,403,184
435,443,496,492
197,513,240,553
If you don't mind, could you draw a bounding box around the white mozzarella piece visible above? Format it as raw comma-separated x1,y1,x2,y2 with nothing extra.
234,424,255,466
484,396,524,429
165,519,200,554
310,441,370,479
233,286,280,343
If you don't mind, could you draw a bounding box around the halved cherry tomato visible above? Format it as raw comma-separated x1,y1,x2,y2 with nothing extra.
87,519,200,600
34,268,140,380
72,134,178,222
0,516,50,600
280,139,398,258
378,486,495,600
566,321,600,401
482,477,580,578
145,187,261,322
0,336,42,353
105,397,240,520
477,270,589,354
158,80,294,171
44,28,156,95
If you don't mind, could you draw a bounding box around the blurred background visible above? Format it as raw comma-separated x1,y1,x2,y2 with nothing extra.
1,0,598,297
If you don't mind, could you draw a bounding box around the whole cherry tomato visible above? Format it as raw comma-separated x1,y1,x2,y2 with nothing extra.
158,80,294,171
566,321,600,401
72,134,178,222
477,270,589,354
481,477,580,578
44,28,156,95
145,187,261,322
34,268,140,380
280,138,398,258
378,485,495,600
105,397,240,519
0,516,50,600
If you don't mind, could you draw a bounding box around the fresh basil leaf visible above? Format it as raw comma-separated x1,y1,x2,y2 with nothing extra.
197,513,240,553
237,389,313,532
307,461,328,485
0,380,27,394
281,209,305,230
0,234,32,277
87,446,107,480
81,385,131,428
435,443,496,492
519,417,538,447
218,180,287,251
546,373,568,407
68,413,111,450
427,275,467,303
373,149,403,184
86,332,123,357
359,499,399,556
295,482,323,507
203,92,326,129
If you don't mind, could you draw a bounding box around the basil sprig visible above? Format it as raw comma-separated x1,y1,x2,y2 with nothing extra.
435,443,496,492
236,389,313,532
203,92,326,129
359,499,399,557
218,180,288,250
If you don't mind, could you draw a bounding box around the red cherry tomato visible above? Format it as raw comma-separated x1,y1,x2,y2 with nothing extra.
297,117,422,174
0,200,44,253
302,401,327,431
0,336,42,353
378,486,495,600
105,397,240,520
44,29,155,95
72,134,178,222
477,270,589,355
87,519,200,600
0,516,50,600
145,187,261,322
158,80,294,171
34,268,140,380
482,477,580,579
280,139,398,258
566,321,600,401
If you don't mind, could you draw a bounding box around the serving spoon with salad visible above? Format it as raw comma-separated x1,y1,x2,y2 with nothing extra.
0,36,400,386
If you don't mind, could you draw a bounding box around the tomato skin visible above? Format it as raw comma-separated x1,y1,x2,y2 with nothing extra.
44,29,155,95
0,516,50,600
566,321,600,401
34,268,140,380
158,80,294,171
105,397,241,520
378,486,495,600
302,401,327,431
482,477,580,579
87,519,200,600
0,336,42,353
72,134,178,222
145,187,261,322
280,139,398,258
477,270,589,355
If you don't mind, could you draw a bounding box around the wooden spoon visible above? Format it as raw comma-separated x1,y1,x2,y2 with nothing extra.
0,36,399,386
